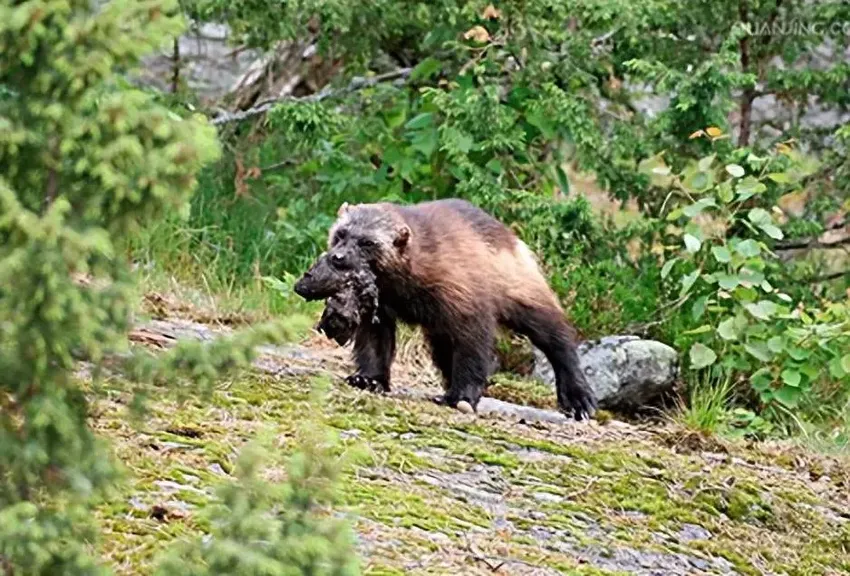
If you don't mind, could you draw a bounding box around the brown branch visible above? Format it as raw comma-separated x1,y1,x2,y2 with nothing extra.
775,235,850,251
738,0,783,147
807,269,850,284
774,220,849,251
212,67,412,126
171,38,180,93
738,0,754,147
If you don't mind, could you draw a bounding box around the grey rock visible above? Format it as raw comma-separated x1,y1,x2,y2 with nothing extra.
532,335,679,411
677,523,712,542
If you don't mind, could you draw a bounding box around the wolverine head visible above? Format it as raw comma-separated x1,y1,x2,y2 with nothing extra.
327,202,410,272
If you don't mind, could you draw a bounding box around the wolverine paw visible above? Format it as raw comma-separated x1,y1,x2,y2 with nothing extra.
566,388,598,422
346,374,389,393
431,394,476,414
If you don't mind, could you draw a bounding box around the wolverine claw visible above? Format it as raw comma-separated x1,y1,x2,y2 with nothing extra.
431,394,477,414
346,374,389,393
567,391,597,422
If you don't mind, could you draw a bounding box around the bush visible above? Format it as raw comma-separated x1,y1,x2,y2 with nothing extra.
646,129,850,432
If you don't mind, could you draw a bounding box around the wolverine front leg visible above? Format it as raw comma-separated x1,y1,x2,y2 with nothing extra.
433,317,494,412
347,310,396,393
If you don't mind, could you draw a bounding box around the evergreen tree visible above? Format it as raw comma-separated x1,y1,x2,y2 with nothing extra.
155,393,360,576
0,1,352,573
0,0,219,571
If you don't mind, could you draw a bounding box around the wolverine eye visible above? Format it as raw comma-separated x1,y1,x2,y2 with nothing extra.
332,229,348,245
357,238,375,248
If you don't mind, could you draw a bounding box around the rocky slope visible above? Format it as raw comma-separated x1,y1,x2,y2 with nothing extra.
87,313,850,575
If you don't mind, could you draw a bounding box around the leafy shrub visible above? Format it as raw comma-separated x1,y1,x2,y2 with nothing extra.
647,129,850,430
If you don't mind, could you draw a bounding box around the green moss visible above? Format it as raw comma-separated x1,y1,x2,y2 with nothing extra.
90,368,850,575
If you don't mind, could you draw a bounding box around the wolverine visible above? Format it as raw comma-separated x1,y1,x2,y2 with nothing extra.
325,198,597,420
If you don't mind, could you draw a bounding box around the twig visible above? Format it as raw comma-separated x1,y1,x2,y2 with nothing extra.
564,477,597,499
591,27,619,48
775,232,850,251
171,38,180,94
806,269,850,284
211,67,412,126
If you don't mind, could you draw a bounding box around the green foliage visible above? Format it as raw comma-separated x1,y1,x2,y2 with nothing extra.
675,371,736,436
155,384,360,576
648,131,850,430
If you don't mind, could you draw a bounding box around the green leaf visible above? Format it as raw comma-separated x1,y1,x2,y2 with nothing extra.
829,356,847,379
684,234,702,253
457,133,473,153
665,208,683,221
744,300,777,320
555,165,570,194
734,239,761,257
683,324,712,335
691,296,708,321
689,343,717,369
747,207,772,226
698,153,716,171
411,57,442,80
744,341,772,362
773,386,801,408
485,158,503,174
661,258,678,279
711,245,731,263
410,129,438,156
843,354,850,373
767,336,784,353
717,181,734,203
686,170,710,191
781,369,801,387
759,224,784,239
716,274,740,290
717,318,739,341
787,346,810,361
738,268,765,287
767,172,791,184
745,208,784,239
736,177,767,200
384,107,407,128
405,113,434,130
680,270,700,297
750,368,773,391
683,197,716,217
638,152,667,177
725,163,745,178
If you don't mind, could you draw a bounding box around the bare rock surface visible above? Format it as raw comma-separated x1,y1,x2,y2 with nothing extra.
533,335,679,412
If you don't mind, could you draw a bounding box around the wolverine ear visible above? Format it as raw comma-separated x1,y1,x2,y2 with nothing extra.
337,202,350,216
394,225,410,248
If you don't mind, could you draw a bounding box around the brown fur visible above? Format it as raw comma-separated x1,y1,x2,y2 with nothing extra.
326,198,597,419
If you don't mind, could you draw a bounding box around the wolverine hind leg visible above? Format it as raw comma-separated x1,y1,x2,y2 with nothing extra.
504,302,597,420
348,309,396,393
